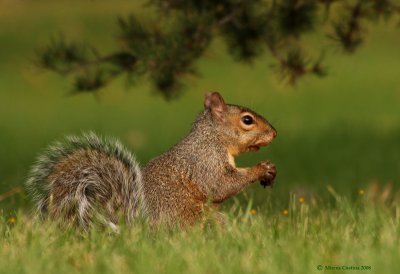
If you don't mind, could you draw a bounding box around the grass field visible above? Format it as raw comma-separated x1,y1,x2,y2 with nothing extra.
0,1,400,273
1,195,399,274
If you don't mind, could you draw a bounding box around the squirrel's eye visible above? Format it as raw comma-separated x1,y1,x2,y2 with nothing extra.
241,115,254,125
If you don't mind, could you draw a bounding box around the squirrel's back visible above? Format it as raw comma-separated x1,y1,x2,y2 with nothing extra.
26,132,142,230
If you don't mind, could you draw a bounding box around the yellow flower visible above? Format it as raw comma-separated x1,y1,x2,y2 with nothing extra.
250,209,257,215
359,189,365,195
282,209,289,216
298,197,305,204
7,217,16,224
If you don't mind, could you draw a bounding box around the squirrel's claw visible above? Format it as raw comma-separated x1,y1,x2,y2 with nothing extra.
258,161,277,188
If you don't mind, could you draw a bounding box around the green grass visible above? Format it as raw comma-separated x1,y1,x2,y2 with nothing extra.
1,1,400,273
2,193,399,274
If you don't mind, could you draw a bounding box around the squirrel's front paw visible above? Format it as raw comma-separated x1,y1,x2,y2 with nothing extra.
256,161,277,188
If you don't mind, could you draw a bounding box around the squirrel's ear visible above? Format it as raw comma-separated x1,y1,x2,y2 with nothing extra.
204,91,227,121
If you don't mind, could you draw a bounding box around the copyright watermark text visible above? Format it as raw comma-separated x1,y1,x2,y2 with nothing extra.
317,265,371,271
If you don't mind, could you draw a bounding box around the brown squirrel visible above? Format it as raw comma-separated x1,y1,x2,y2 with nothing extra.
26,92,277,230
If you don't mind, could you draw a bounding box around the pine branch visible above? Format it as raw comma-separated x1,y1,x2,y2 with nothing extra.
35,0,400,99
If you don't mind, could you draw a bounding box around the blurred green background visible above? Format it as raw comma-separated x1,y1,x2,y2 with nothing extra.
1,0,399,212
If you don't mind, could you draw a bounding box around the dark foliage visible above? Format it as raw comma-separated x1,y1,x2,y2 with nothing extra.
36,0,400,99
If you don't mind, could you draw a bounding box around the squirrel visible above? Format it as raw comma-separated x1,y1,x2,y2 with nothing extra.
26,92,277,230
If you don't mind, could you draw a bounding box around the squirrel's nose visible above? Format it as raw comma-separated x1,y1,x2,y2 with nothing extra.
268,123,277,138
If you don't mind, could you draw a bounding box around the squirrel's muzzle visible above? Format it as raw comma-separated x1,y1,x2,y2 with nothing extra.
247,128,277,152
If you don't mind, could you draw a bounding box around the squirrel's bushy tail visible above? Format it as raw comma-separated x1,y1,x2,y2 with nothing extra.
26,132,142,230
